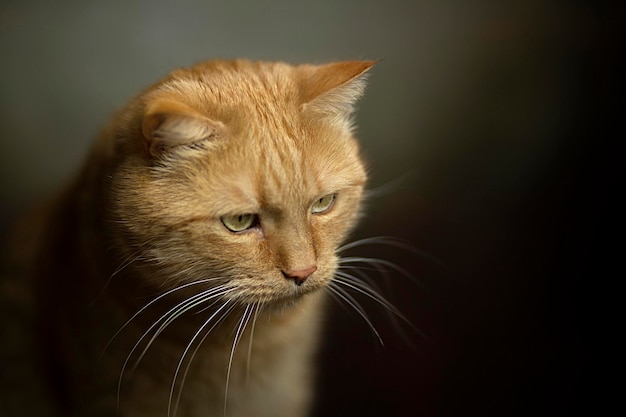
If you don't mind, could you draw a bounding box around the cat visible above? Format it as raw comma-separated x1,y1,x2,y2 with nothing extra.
1,59,382,417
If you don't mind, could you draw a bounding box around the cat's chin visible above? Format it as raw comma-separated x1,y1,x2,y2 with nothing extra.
240,285,324,312
263,292,308,311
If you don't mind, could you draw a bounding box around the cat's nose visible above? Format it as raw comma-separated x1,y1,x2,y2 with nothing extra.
282,265,317,286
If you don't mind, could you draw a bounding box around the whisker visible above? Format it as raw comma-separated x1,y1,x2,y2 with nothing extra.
336,264,384,291
224,304,254,417
363,171,416,200
324,284,356,317
337,236,409,253
338,256,420,287
193,295,231,316
164,264,198,282
337,236,444,267
339,260,400,306
131,287,232,373
160,262,207,289
246,302,261,382
117,285,233,409
171,301,237,417
90,240,154,306
335,271,430,346
112,246,149,278
326,283,383,346
102,278,220,359
333,272,406,320
169,300,234,417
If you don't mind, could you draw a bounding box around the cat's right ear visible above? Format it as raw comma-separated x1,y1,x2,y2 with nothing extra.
297,60,377,118
141,100,224,157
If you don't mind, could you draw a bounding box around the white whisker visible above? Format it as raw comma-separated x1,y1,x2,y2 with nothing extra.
337,264,384,290
160,262,207,289
337,236,407,253
91,240,155,306
336,253,431,344
116,285,233,409
339,256,418,286
246,303,261,382
363,172,416,200
333,273,425,344
169,300,234,417
224,304,254,417
337,236,444,267
102,278,219,359
326,283,383,346
112,248,148,278
333,272,406,320
131,287,232,373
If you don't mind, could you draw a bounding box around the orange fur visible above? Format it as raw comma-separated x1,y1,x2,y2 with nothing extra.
2,59,374,417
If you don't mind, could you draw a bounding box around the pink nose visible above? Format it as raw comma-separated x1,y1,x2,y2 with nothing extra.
282,265,317,286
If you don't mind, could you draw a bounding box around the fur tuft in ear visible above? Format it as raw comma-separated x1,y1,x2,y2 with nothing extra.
298,61,377,117
142,100,223,157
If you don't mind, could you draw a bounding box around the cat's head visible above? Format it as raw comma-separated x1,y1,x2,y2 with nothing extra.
110,60,374,308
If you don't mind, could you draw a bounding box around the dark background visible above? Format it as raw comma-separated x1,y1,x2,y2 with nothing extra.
1,1,619,416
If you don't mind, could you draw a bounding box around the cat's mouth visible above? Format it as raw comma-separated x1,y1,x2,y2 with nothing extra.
268,284,317,305
227,277,327,309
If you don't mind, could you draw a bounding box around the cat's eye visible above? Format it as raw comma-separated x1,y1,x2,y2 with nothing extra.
221,213,258,232
311,194,336,214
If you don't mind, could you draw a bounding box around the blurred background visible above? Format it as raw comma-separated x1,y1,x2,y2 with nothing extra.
1,0,618,416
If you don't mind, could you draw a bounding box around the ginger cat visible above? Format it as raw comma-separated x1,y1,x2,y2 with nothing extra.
1,59,376,417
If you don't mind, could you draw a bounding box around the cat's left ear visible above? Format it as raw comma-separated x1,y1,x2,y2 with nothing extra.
297,60,377,117
141,100,224,157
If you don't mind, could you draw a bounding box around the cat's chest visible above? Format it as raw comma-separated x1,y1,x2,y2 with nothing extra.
116,296,323,417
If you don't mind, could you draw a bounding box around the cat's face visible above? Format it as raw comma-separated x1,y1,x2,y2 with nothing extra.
111,60,372,308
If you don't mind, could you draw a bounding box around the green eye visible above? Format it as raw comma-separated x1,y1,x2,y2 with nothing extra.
221,213,257,232
311,194,336,214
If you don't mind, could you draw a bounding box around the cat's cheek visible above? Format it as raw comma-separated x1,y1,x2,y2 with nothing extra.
312,205,358,241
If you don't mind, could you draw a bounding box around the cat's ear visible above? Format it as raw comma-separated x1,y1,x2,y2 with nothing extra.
141,100,224,157
298,60,377,117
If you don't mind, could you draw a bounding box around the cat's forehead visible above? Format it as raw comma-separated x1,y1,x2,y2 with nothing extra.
212,137,320,207
199,127,363,214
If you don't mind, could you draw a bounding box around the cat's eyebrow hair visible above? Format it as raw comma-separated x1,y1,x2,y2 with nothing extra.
171,214,213,227
320,177,366,193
